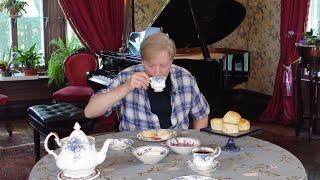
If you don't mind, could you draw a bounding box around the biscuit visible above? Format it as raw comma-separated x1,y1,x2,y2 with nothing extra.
238,118,250,131
156,129,171,139
223,111,241,124
210,118,223,131
222,122,239,134
141,130,156,138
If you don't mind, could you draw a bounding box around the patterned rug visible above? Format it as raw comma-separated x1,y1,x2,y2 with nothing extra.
0,144,46,180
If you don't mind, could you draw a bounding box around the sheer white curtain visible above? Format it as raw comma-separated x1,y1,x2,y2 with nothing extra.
307,0,320,34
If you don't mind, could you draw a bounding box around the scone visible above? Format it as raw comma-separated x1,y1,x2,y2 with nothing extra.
156,129,171,139
222,122,239,134
238,118,250,131
223,111,241,124
141,130,156,138
210,118,223,131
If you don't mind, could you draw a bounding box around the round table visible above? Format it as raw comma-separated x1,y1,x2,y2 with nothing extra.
29,130,307,180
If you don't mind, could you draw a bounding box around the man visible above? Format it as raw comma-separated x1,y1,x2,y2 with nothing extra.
84,32,209,131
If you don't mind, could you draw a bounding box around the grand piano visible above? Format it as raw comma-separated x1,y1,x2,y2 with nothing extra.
88,0,249,117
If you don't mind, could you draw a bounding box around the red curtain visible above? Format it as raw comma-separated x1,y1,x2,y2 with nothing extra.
259,0,310,125
58,0,124,53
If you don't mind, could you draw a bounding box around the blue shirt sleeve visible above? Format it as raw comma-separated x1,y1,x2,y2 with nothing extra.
189,76,210,121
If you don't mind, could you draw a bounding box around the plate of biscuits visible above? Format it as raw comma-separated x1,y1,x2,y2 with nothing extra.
137,129,177,142
201,111,261,138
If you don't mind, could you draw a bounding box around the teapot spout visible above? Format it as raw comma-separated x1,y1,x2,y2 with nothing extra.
97,139,112,165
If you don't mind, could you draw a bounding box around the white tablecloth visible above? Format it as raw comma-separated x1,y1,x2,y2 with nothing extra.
29,130,307,180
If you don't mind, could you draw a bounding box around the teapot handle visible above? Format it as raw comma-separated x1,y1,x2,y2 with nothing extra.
44,132,61,160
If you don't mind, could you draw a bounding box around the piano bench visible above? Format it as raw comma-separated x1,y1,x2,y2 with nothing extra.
27,103,94,162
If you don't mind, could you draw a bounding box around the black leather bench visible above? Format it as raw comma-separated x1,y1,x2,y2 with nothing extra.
27,103,94,161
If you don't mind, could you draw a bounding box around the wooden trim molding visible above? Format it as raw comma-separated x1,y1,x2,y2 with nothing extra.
43,0,66,62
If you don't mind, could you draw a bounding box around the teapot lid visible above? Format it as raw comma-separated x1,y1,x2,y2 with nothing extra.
68,122,89,143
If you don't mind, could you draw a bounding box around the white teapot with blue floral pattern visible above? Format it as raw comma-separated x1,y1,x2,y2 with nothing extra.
44,122,111,178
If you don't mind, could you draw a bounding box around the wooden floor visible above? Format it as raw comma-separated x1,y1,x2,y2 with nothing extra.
0,89,319,179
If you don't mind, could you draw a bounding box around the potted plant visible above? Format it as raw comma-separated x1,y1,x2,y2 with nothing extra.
292,29,320,61
0,45,16,77
48,38,82,89
0,0,28,17
15,43,42,76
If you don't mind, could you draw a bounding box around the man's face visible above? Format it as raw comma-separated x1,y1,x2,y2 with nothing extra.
143,50,172,77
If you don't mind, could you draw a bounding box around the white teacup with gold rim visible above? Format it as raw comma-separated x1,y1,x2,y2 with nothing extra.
191,146,221,170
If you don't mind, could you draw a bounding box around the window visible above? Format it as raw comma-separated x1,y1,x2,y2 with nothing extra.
0,11,10,58
307,0,320,34
0,0,44,65
66,21,83,47
17,0,44,65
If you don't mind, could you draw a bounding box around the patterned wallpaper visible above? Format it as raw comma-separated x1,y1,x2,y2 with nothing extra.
134,0,280,95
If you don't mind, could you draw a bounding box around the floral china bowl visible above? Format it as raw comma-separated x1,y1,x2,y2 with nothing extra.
109,138,134,151
166,137,201,155
132,145,169,165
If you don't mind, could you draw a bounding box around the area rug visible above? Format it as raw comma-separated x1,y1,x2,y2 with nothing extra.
0,144,46,180
1,153,35,180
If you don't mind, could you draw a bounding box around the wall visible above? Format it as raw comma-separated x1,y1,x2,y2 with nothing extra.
134,0,281,95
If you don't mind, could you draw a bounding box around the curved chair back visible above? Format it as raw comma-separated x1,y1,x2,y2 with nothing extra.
0,94,8,105
64,50,98,86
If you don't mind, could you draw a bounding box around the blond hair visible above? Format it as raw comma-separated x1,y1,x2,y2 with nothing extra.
140,32,176,61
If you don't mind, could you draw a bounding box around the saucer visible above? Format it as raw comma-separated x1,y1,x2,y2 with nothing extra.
57,169,100,180
171,175,217,180
186,160,220,175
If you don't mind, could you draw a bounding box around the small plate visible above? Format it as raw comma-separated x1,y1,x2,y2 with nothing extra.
186,160,220,175
137,129,177,142
57,169,100,180
171,175,216,180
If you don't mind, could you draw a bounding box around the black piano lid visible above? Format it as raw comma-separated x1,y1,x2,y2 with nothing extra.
151,0,246,48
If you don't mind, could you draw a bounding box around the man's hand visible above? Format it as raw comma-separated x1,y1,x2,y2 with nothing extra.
125,72,150,91
193,116,208,130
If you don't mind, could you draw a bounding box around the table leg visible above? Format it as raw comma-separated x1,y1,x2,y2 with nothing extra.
34,129,40,162
296,62,304,136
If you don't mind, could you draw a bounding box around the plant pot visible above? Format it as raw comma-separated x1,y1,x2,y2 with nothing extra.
0,64,6,72
297,46,320,61
8,8,22,18
2,70,13,77
24,68,38,76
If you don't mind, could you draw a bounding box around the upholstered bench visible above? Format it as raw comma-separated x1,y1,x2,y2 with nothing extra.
27,103,94,161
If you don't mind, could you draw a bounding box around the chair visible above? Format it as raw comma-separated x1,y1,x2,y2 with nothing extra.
53,49,98,105
0,94,12,136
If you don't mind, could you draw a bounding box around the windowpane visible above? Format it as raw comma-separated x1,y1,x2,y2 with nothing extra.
66,21,83,47
17,0,44,65
0,11,10,58
307,0,320,34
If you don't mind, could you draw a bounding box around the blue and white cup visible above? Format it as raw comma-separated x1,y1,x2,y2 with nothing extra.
149,76,166,92
191,146,221,170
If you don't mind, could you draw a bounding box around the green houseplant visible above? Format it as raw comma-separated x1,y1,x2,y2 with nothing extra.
0,45,16,77
48,38,82,89
15,43,42,76
0,0,28,17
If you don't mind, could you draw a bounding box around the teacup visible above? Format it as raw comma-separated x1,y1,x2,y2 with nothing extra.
191,146,221,170
149,76,166,92
109,138,134,151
